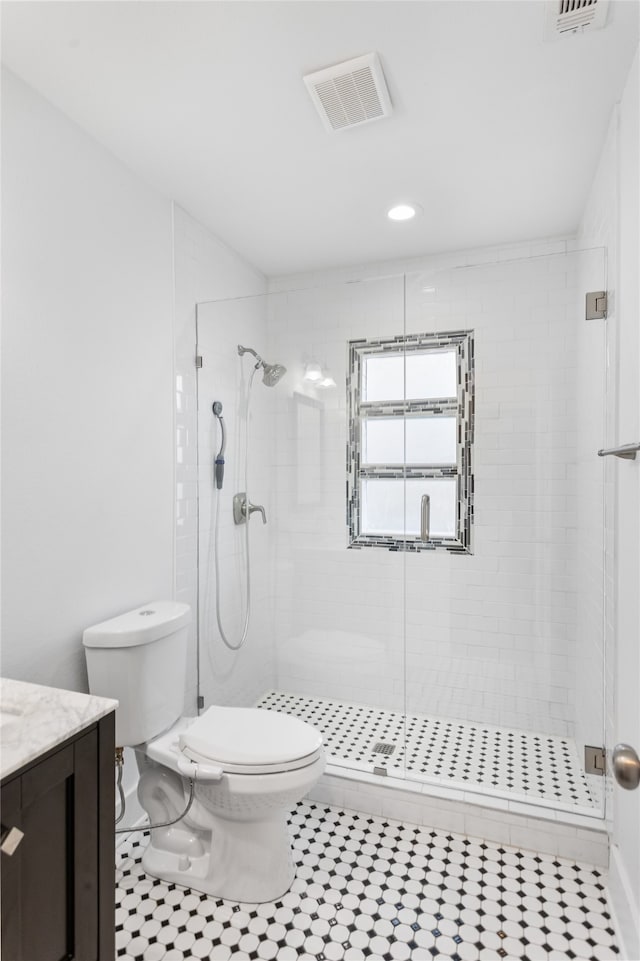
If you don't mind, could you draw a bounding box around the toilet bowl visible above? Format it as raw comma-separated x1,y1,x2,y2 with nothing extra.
137,707,325,902
82,601,325,902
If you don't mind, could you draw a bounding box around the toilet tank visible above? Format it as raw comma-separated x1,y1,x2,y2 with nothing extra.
83,601,191,747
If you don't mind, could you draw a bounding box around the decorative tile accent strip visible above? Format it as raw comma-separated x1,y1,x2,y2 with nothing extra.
115,800,617,961
258,691,596,811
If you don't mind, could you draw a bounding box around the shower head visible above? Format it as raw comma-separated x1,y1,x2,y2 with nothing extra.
237,344,286,387
261,362,287,387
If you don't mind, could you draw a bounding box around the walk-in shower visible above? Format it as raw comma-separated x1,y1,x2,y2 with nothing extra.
195,244,610,823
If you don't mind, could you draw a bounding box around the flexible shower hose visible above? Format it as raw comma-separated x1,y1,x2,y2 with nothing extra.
213,365,257,650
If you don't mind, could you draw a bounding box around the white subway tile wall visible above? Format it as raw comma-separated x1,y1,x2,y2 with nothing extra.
265,238,605,746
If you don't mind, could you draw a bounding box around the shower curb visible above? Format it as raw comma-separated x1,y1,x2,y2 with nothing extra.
308,765,609,867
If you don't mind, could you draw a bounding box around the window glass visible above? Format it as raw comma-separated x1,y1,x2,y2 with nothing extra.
363,350,457,402
362,353,404,402
406,350,457,400
362,416,457,466
361,478,457,538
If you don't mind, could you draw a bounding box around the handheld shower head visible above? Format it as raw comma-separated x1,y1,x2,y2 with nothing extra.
212,401,226,489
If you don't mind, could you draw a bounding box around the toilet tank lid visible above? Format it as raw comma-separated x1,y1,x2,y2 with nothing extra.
82,601,191,649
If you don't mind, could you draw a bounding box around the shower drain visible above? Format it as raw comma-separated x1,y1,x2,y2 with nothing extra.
372,742,396,756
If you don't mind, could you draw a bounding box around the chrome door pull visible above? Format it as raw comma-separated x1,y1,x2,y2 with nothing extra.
597,443,640,460
420,495,430,541
612,744,640,790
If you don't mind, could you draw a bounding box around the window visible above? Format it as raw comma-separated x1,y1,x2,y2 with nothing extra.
347,330,474,552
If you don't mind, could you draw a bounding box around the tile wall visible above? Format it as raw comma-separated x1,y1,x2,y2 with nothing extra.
266,236,605,741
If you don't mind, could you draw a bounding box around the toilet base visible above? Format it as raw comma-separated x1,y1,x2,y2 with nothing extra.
134,731,325,903
141,808,296,903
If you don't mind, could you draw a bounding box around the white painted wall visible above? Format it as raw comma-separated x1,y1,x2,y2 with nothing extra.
267,236,600,743
1,68,175,692
172,205,273,713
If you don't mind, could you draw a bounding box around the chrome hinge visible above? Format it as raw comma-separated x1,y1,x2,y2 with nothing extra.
584,745,606,776
195,355,203,369
586,291,607,320
373,765,388,777
197,695,204,710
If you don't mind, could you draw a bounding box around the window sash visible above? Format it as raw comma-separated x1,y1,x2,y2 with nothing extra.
347,330,474,553
359,409,459,470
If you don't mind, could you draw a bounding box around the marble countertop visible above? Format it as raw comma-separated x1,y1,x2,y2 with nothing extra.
0,677,117,780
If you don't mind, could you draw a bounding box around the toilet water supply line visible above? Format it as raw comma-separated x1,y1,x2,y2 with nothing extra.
113,748,196,835
213,365,258,651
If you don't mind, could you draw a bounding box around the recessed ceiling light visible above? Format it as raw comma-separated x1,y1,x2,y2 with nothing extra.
387,203,422,222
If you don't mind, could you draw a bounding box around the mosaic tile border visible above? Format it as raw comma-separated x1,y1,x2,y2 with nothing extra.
346,329,474,554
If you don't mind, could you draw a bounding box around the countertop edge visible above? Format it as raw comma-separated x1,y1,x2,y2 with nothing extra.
1,677,118,781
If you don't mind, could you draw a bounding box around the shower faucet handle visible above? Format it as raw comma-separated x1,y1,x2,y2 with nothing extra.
232,493,267,525
247,501,267,524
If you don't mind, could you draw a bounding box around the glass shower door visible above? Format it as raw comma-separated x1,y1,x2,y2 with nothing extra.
401,247,608,819
195,275,410,781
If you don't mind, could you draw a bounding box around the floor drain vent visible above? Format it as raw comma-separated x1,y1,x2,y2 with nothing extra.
373,742,395,756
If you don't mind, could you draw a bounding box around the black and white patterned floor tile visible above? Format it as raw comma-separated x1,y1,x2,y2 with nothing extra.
257,692,596,810
116,800,618,961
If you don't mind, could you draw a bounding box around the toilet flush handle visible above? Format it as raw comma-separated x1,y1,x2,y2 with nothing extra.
177,755,224,782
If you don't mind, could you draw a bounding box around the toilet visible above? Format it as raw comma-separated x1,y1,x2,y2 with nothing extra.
83,601,325,902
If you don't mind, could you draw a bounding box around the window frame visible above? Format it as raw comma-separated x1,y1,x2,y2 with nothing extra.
347,329,474,553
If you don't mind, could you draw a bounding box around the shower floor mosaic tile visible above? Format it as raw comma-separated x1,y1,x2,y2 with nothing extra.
115,800,618,961
257,692,597,812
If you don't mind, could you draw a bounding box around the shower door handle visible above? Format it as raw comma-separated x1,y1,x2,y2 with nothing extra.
420,495,430,541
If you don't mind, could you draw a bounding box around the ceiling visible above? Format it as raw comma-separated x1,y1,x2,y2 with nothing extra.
2,1,638,276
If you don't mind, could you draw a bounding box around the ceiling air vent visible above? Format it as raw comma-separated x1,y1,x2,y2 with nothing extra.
303,52,392,132
544,0,610,39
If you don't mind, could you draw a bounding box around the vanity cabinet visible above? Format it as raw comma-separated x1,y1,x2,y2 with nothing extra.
1,712,115,961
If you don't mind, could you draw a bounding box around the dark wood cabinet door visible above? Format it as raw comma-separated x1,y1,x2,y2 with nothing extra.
1,777,23,961
20,742,76,961
1,714,115,961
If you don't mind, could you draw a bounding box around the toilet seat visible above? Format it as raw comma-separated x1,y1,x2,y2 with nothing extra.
147,708,323,776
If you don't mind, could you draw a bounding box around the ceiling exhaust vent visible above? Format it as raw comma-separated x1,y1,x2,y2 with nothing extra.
304,52,392,132
544,0,610,39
